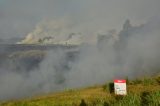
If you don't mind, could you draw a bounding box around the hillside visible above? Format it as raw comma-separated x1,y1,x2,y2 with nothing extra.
0,75,160,106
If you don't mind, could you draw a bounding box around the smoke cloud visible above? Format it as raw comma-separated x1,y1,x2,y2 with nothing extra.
1,17,160,100
0,0,160,101
1,0,160,39
17,19,86,45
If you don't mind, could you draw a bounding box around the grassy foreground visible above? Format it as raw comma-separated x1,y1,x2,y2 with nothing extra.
0,75,160,106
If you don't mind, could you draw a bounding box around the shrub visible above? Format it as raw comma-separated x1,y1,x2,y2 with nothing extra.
146,90,160,106
140,91,151,105
112,94,141,106
103,82,114,93
108,83,114,93
142,77,156,86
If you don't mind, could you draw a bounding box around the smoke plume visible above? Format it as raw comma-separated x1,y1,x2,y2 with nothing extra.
17,19,85,45
0,0,160,101
0,17,160,100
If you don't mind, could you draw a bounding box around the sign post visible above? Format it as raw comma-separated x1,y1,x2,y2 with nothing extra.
114,79,127,95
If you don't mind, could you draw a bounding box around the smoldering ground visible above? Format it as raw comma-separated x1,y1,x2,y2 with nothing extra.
0,17,160,100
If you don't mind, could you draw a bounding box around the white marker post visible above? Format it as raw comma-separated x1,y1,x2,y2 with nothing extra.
114,79,127,95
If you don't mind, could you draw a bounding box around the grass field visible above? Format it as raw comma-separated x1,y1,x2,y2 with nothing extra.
0,75,160,106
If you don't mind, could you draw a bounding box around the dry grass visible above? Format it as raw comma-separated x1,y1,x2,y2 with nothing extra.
0,75,160,106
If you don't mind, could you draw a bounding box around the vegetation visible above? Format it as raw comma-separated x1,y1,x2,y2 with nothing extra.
0,75,160,106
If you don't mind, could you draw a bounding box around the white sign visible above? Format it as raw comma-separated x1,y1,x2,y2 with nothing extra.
114,80,127,95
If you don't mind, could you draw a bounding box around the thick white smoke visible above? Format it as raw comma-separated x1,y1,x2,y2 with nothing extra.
17,19,92,45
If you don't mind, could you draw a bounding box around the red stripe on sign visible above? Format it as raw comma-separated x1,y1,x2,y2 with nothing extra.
114,80,126,83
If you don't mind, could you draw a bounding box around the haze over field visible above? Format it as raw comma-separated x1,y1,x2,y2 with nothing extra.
0,0,160,100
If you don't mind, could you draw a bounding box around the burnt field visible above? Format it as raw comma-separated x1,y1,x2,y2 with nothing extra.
0,44,79,73
0,44,78,53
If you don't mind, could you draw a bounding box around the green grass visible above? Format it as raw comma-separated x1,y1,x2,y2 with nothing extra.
0,75,160,106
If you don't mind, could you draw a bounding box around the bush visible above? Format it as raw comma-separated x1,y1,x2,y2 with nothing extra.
140,90,160,106
146,91,160,106
140,91,151,105
108,83,114,93
132,77,156,85
112,94,141,106
142,77,156,86
103,82,114,93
